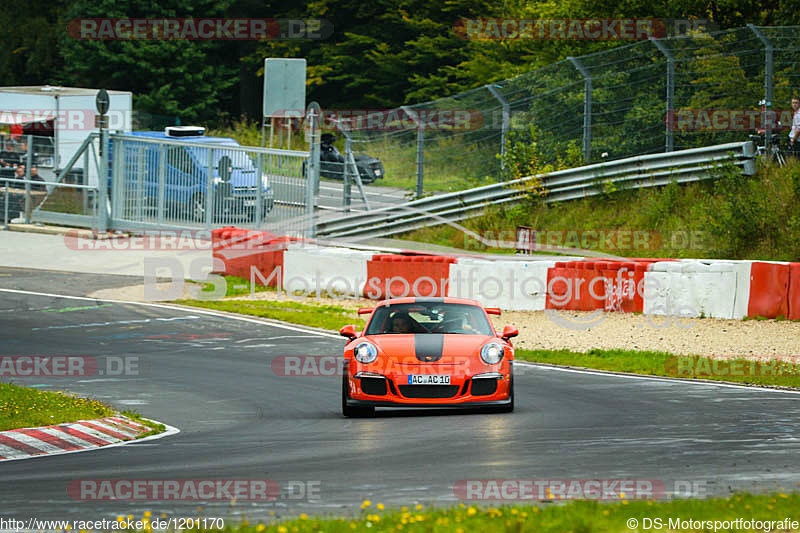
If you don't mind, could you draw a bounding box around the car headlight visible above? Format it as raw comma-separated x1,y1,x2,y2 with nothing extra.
354,342,378,364
480,342,504,365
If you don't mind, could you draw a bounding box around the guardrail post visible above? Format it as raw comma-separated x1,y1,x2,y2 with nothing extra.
650,37,675,152
486,83,510,167
749,25,774,152
24,135,33,223
402,106,425,198
568,56,592,163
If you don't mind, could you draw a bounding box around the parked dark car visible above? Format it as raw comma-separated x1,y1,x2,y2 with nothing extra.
318,133,384,184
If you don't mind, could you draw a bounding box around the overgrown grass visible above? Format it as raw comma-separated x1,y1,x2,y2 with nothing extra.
122,493,800,532
402,158,800,261
515,348,800,388
0,382,113,430
174,298,366,331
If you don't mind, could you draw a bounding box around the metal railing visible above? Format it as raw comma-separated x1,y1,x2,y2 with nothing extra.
108,134,314,236
316,141,755,239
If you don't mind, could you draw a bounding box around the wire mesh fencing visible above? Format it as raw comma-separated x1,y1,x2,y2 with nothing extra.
331,25,800,197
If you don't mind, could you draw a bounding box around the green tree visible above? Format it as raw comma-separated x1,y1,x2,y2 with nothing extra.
58,0,239,123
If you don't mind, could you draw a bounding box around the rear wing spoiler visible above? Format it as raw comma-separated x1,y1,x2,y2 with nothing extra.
357,307,374,315
485,307,501,315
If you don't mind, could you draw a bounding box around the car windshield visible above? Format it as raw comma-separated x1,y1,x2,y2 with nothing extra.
364,302,494,335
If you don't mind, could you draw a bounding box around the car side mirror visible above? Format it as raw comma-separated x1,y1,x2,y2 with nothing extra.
339,325,358,339
501,325,518,341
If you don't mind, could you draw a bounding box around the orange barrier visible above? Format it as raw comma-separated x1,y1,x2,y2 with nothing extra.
545,260,652,313
747,262,790,318
545,262,576,309
789,263,800,320
365,254,456,299
211,228,297,287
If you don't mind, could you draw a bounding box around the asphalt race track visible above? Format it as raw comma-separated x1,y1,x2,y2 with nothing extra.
2,267,800,522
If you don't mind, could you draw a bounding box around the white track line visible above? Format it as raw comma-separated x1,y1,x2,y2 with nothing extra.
514,361,800,396
0,287,342,339
4,287,799,396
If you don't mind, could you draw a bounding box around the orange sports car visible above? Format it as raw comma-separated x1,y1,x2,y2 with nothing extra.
340,297,518,417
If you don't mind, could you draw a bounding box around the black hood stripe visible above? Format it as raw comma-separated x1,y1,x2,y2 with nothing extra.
414,334,444,362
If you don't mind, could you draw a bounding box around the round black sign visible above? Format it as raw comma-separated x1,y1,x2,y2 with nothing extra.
96,89,110,115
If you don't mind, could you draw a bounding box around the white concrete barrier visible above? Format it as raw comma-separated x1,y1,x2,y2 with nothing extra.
448,259,555,310
283,245,373,296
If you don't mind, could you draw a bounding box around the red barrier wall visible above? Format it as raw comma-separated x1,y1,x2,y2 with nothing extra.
747,262,790,318
364,255,456,299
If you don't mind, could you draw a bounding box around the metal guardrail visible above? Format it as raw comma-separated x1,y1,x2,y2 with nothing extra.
316,141,756,239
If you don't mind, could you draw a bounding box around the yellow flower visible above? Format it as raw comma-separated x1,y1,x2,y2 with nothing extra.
401,506,407,512
603,510,610,516
467,507,477,516
256,525,265,532
415,503,423,510
299,514,308,520
361,499,372,509
116,516,124,522
619,492,626,499
278,527,288,533
377,503,384,510
143,511,151,518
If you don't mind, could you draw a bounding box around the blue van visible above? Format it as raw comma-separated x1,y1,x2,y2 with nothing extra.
112,127,275,223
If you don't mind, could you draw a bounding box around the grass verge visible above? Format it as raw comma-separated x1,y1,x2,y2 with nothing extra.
123,493,799,532
515,349,800,388
0,382,164,435
174,298,365,331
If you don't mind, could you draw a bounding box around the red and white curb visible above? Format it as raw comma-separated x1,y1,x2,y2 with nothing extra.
0,415,178,462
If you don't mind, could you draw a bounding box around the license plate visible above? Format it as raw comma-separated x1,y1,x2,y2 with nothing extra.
407,374,450,385
374,169,382,175
243,199,255,207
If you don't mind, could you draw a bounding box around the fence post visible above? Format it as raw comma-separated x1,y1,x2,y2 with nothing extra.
486,83,510,168
650,37,675,152
305,102,321,238
749,24,774,152
98,129,109,233
255,152,264,226
157,143,166,226
343,135,352,212
24,135,33,223
402,106,425,198
568,56,592,163
205,148,214,229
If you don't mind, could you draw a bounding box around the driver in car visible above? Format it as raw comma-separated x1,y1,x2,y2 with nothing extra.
390,313,415,333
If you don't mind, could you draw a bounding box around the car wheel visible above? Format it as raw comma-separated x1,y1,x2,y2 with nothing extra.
342,374,374,418
493,374,514,414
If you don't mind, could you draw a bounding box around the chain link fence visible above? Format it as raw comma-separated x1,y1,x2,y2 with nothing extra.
333,25,800,197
